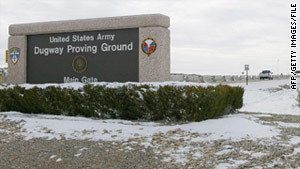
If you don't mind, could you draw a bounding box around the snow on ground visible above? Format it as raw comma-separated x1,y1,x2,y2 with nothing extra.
1,111,284,167
0,81,212,90
1,78,298,115
0,79,298,141
232,79,300,115
1,79,298,115
1,79,300,167
0,112,278,142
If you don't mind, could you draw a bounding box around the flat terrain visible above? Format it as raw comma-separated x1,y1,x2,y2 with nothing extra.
1,112,300,169
0,79,299,169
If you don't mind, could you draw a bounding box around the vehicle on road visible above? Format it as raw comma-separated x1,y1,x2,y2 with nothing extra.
259,70,273,80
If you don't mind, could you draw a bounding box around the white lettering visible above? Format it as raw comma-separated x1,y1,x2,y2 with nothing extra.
34,47,64,56
97,34,115,41
67,44,97,54
81,76,98,83
101,42,133,52
64,76,79,83
72,35,94,42
49,36,70,43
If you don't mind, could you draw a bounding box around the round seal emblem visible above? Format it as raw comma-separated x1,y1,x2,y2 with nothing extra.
72,55,87,73
141,37,157,56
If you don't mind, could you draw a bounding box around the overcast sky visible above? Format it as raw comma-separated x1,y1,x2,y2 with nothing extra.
0,0,298,75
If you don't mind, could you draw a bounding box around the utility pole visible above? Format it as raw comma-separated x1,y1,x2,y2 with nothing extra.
244,64,249,85
277,58,279,75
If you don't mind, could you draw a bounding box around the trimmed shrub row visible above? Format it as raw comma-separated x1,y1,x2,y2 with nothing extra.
0,84,244,122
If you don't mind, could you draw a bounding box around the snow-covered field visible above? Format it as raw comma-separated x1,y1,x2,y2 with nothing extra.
0,112,279,143
236,79,299,115
0,79,300,168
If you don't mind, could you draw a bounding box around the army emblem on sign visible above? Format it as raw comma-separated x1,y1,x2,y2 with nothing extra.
9,47,20,64
72,55,87,73
141,37,157,56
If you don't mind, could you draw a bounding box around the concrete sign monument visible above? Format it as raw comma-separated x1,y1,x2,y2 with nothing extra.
8,14,170,84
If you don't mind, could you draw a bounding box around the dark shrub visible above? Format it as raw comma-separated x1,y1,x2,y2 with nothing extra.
0,84,244,122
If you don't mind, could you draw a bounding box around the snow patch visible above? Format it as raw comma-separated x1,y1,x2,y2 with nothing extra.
74,153,81,157
235,80,300,115
215,149,233,155
1,112,279,142
276,122,300,128
290,136,300,145
215,163,232,169
56,158,62,162
251,152,267,158
50,155,56,159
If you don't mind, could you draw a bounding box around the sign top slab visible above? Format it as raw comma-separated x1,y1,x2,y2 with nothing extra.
9,14,170,36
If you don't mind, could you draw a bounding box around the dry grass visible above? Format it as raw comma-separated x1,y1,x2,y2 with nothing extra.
279,84,290,89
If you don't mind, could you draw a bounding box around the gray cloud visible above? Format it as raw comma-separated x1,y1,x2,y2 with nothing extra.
0,0,297,75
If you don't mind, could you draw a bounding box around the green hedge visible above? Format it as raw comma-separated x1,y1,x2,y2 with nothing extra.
0,84,244,122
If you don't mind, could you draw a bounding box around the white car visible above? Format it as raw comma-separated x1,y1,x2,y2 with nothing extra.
259,70,273,80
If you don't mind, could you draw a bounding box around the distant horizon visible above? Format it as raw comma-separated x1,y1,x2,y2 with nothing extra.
1,0,299,75
0,66,290,76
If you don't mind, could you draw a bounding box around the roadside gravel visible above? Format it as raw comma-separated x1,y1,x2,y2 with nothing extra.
1,112,300,169
0,133,169,169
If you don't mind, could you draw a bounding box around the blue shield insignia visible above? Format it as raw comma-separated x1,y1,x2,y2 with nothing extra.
10,47,20,64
